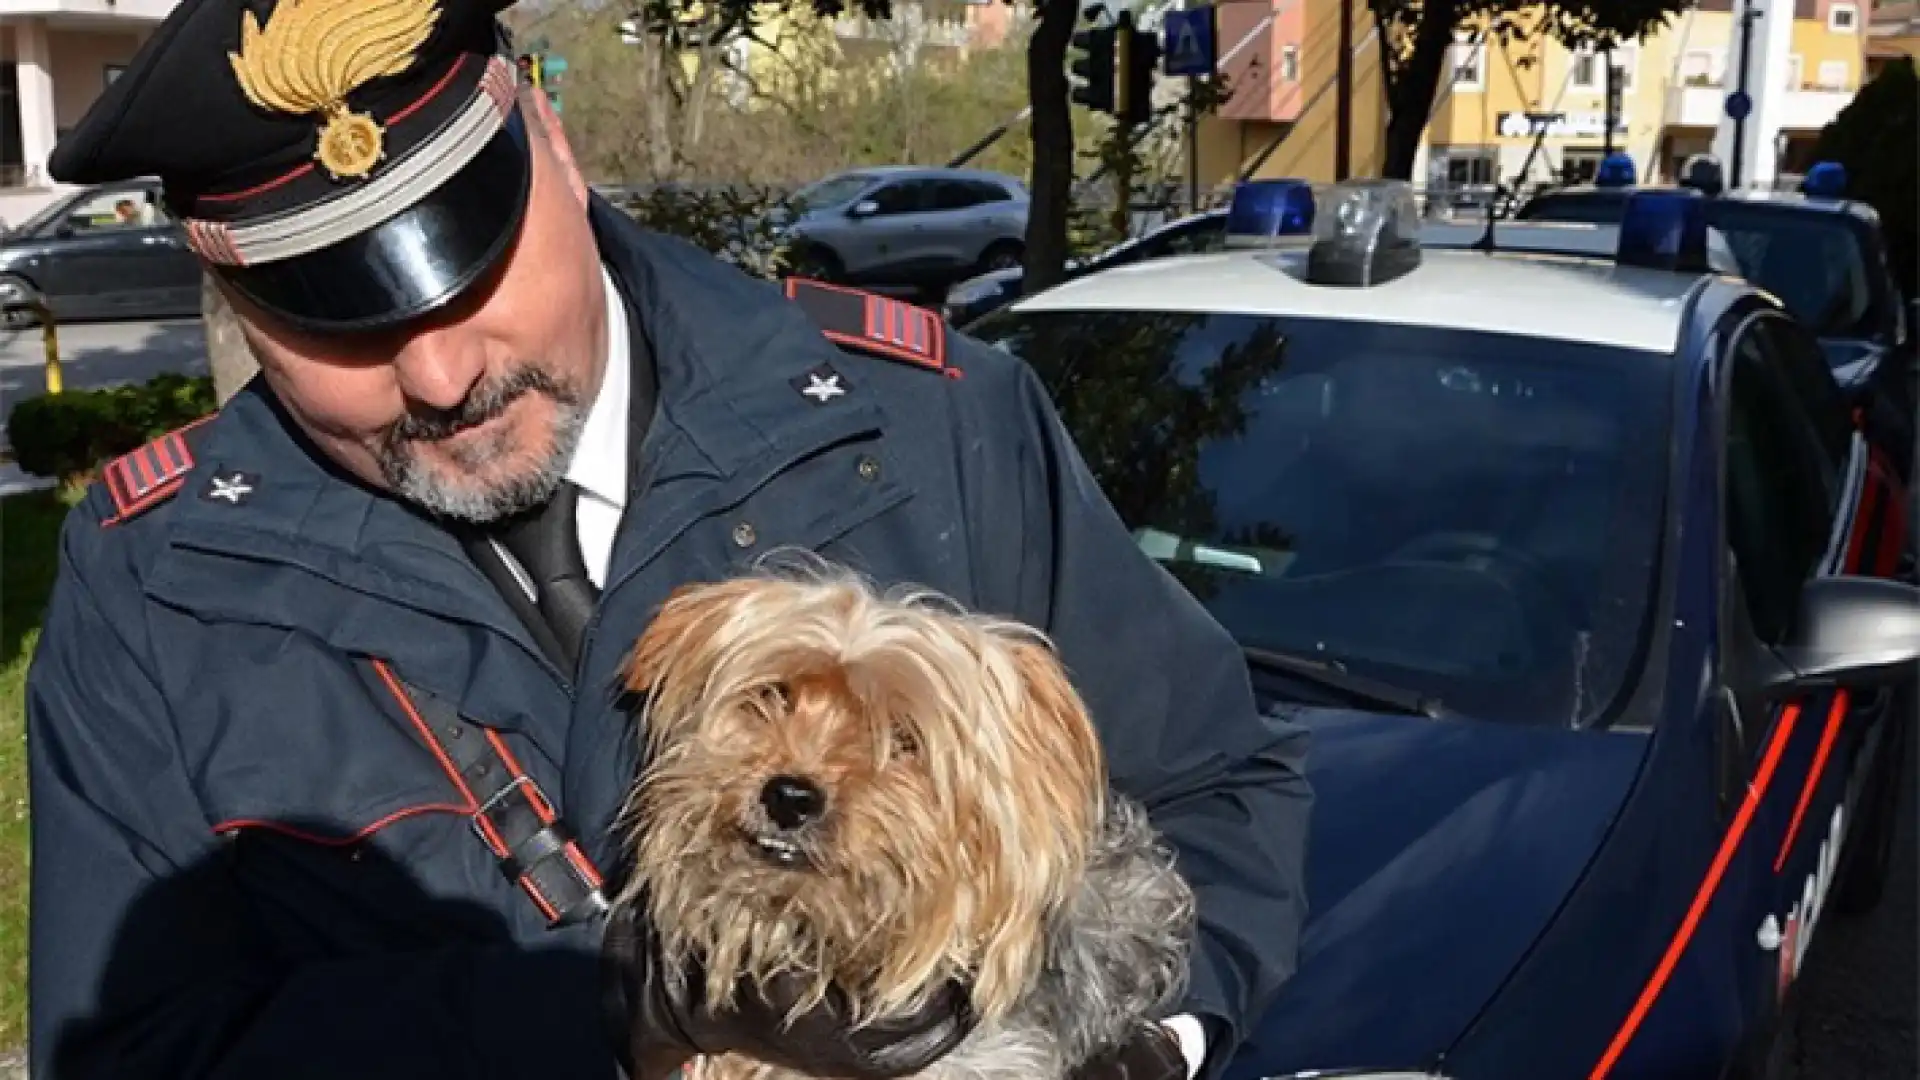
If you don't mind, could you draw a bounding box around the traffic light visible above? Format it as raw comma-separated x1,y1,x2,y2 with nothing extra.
1070,21,1116,115
1117,15,1160,129
516,52,543,91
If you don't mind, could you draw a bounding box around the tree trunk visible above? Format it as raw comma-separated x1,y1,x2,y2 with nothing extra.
1380,0,1457,179
201,273,258,406
1022,0,1076,295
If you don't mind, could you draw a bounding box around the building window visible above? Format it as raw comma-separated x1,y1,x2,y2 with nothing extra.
1828,3,1857,30
1680,48,1720,85
1816,59,1849,87
104,64,125,88
1451,35,1485,91
1562,147,1608,184
1280,44,1299,82
1785,53,1804,88
1569,43,1636,93
1438,146,1498,187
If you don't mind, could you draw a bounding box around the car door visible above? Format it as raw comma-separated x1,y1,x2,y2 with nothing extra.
841,179,939,280
1715,310,1882,1025
127,190,205,319
30,185,188,321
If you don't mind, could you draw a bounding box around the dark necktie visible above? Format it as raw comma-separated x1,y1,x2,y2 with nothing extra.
493,481,601,672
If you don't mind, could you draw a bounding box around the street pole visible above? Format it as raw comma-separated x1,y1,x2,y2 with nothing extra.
1602,48,1616,158
1731,4,1757,189
1335,0,1352,180
1113,17,1134,241
1187,75,1201,212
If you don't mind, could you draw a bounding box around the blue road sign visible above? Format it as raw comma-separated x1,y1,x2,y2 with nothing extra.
1163,6,1217,77
1725,90,1751,121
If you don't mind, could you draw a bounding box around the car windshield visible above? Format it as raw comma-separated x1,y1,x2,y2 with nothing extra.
793,174,876,212
969,309,1674,727
11,190,85,238
1521,194,1884,339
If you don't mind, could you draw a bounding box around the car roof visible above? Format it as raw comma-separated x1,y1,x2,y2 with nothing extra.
1527,184,1878,224
839,164,1025,186
1004,246,1716,354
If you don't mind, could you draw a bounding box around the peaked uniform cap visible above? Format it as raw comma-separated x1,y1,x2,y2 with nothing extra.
50,0,531,334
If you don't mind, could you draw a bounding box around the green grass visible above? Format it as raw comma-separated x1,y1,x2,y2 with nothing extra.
1,488,77,1053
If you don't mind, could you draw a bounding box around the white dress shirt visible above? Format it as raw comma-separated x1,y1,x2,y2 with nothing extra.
564,263,1208,1079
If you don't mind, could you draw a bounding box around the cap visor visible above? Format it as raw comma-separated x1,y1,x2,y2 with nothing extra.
218,107,532,335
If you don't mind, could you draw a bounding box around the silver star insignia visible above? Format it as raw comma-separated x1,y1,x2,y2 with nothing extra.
802,373,846,402
209,474,253,503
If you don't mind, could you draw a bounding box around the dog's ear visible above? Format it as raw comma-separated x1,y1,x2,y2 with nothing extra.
621,578,762,697
1005,638,1107,806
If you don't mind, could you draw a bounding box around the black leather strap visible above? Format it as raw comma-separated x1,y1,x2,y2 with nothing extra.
371,661,609,929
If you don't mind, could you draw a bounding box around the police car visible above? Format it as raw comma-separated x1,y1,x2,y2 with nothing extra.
1517,158,1915,474
961,178,1919,1079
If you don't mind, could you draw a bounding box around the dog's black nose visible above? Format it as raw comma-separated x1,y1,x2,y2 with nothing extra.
761,775,826,830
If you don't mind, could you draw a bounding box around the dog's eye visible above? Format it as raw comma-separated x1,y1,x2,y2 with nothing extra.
764,682,791,711
891,724,919,756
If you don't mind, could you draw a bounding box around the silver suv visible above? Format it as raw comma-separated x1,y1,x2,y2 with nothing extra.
780,166,1029,292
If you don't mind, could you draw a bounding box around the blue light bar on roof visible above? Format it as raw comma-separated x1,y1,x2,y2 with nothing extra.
1801,161,1848,199
1225,179,1316,247
1595,152,1636,188
1617,189,1709,273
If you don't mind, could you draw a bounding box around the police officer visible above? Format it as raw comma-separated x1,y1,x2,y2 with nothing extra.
24,0,1313,1076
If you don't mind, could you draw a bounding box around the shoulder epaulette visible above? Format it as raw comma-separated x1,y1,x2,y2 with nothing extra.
784,278,957,378
99,414,215,527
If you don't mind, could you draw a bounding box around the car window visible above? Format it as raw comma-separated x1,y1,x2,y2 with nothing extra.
969,308,1674,727
1724,318,1835,644
52,188,165,234
930,181,987,212
1757,313,1852,478
867,181,933,216
967,180,1013,204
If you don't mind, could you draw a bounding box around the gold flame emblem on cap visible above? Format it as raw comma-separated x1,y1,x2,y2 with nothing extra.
227,0,442,181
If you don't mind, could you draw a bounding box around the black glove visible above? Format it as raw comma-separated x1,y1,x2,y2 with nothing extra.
601,901,977,1080
1070,1024,1192,1080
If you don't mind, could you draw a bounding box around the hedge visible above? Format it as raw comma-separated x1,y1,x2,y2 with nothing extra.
6,373,217,489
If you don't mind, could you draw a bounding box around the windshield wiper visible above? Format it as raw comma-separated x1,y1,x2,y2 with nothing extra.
1242,646,1444,719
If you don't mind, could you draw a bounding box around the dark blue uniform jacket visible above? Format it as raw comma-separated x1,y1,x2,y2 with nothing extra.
25,198,1312,1080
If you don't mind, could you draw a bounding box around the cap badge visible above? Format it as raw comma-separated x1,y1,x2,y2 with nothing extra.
227,0,442,182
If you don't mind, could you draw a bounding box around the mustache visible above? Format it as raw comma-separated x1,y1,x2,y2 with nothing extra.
385,366,578,446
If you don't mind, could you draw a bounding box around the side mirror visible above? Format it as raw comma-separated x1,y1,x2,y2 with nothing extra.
54,222,75,239
848,199,879,218
1764,575,1920,695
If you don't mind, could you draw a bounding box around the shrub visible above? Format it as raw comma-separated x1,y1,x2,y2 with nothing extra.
6,373,217,489
608,183,798,280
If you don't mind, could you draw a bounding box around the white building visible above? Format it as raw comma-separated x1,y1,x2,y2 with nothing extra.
0,0,174,227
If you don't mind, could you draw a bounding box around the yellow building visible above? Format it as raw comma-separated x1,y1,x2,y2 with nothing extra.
1416,0,1865,204
1865,0,1920,74
1190,0,1388,192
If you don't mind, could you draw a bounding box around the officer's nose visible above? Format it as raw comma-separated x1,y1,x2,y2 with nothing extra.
760,775,826,830
390,326,489,413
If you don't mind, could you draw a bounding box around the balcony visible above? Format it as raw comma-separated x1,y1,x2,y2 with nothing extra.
1663,77,1856,131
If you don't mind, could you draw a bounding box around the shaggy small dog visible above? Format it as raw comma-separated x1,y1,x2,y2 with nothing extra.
613,564,1196,1080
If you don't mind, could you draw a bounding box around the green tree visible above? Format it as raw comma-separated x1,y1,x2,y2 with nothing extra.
1812,56,1917,300
1374,0,1693,180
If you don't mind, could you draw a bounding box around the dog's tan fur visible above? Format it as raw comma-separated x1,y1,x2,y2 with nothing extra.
616,564,1112,1079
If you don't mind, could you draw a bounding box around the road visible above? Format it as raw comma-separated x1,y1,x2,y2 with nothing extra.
0,320,1912,1078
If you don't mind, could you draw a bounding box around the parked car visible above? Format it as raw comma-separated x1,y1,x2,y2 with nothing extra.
1515,161,1916,482
0,178,202,327
943,208,1230,328
777,166,1028,294
964,178,1917,1079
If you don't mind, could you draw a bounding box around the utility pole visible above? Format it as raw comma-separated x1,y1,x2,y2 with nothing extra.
1601,47,1617,158
1730,3,1758,189
1112,11,1136,242
1335,0,1352,180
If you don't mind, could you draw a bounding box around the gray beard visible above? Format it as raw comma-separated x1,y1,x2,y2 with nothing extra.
378,365,590,525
